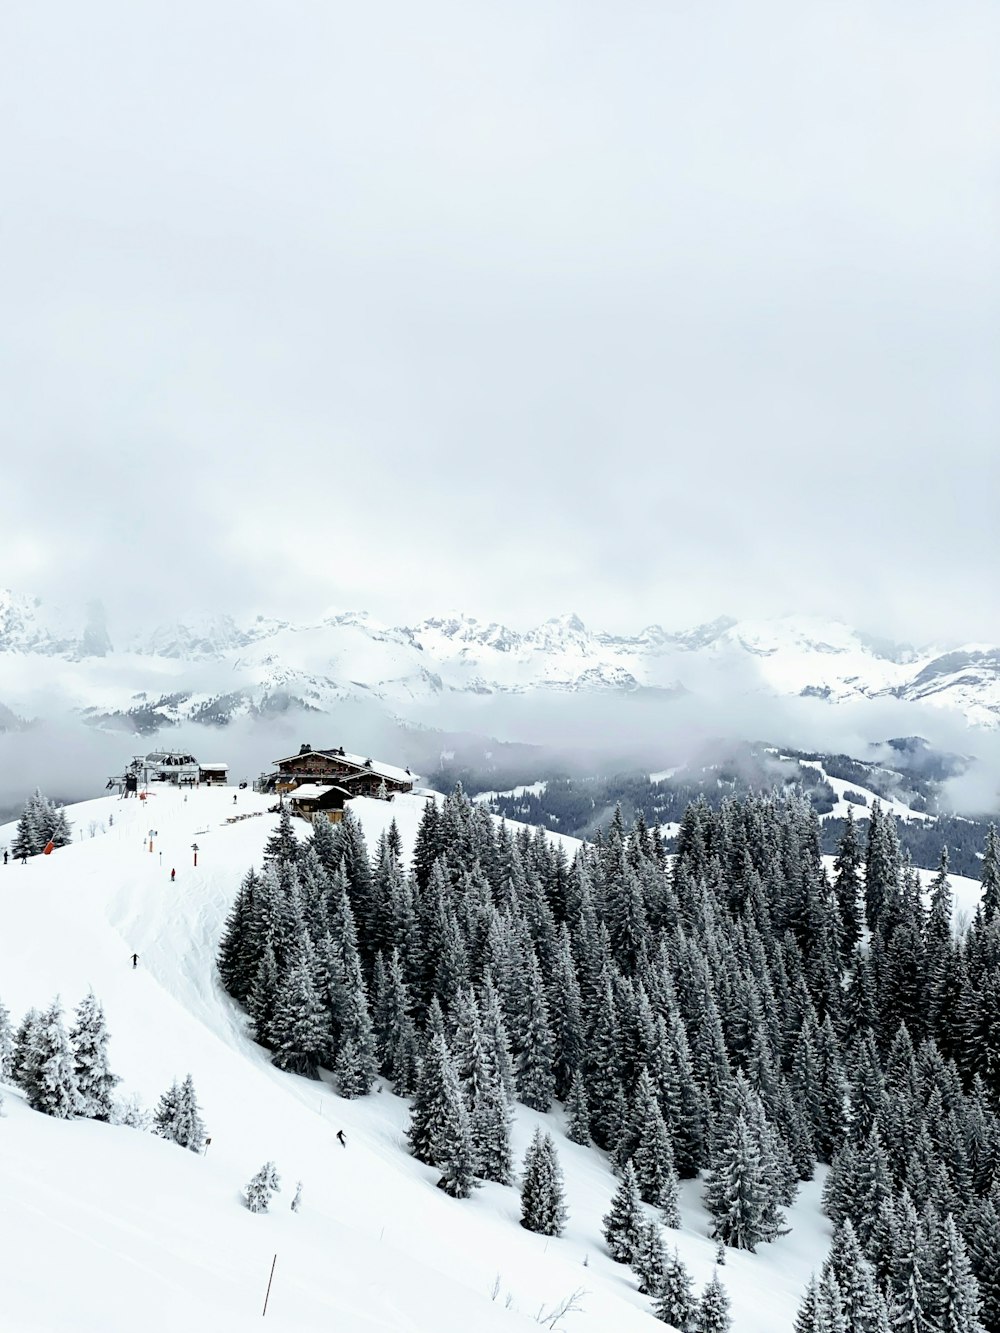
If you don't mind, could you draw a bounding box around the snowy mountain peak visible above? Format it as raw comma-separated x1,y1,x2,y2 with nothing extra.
0,591,996,729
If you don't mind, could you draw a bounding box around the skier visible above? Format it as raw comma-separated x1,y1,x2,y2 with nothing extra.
3,849,7,865
233,794,238,805
336,1130,347,1148
21,852,28,865
131,953,139,969
170,868,176,882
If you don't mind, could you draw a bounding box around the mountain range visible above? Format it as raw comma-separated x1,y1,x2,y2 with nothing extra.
0,589,997,732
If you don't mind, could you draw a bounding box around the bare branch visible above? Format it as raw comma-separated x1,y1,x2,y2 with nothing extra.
533,1288,587,1330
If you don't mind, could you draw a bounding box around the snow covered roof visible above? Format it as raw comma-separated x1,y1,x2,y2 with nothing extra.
272,749,415,785
287,784,352,802
198,763,228,771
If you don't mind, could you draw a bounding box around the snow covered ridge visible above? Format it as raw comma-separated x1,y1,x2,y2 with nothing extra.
0,592,998,728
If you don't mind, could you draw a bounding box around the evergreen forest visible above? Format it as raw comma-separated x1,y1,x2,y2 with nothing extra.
217,787,1000,1331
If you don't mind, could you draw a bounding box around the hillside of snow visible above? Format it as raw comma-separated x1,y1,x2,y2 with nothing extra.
0,786,841,1333
0,589,997,731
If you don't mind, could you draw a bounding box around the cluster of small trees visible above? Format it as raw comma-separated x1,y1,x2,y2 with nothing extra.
11,789,73,858
217,785,1000,1329
3,991,118,1118
1,989,207,1153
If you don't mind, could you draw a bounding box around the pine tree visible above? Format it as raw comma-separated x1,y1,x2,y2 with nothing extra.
520,1128,568,1236
628,1072,681,1215
887,1192,935,1333
968,1197,1000,1333
31,998,81,1118
336,1036,373,1099
834,809,863,956
470,1070,512,1185
12,789,70,857
244,1161,281,1212
704,1113,783,1252
248,941,281,1047
695,1271,732,1333
70,990,118,1120
11,1006,43,1096
217,869,261,1002
372,948,415,1084
822,1218,889,1333
795,1276,822,1333
818,1269,850,1333
434,1050,477,1200
585,974,624,1148
154,1074,206,1152
654,1247,696,1329
0,998,13,1082
865,803,900,933
565,1069,591,1145
480,972,517,1101
408,1026,454,1166
516,952,555,1111
263,806,299,864
602,1160,645,1264
934,1213,986,1333
270,949,331,1079
981,826,1000,921
632,1216,667,1295
848,1126,893,1248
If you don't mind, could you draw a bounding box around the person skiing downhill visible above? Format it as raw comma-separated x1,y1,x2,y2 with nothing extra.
170,868,176,882
336,1130,347,1148
131,953,139,969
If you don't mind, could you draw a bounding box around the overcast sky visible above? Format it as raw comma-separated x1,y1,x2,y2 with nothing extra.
2,0,997,643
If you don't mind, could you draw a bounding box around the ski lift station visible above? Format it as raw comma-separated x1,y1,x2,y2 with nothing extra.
107,752,229,795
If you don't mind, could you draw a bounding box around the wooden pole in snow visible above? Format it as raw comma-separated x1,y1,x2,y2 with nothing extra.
262,1253,277,1317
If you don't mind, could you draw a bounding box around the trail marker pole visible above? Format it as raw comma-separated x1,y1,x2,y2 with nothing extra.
262,1254,277,1317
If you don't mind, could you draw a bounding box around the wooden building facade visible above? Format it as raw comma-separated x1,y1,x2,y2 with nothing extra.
259,744,417,821
266,746,415,797
285,783,353,824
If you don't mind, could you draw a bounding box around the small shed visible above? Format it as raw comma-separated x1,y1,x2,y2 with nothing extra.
198,763,229,787
286,784,353,824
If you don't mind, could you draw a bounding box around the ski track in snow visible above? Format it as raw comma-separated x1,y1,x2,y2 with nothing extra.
1,785,968,1331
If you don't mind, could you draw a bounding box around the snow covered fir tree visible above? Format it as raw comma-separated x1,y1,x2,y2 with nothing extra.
7,992,117,1121
216,790,1000,1329
11,788,73,858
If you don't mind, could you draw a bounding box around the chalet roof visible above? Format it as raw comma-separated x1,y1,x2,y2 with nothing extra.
198,763,228,771
271,748,415,785
287,783,353,802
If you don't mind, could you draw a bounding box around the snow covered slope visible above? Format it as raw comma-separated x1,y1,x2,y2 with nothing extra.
0,787,834,1333
796,758,932,823
0,590,997,730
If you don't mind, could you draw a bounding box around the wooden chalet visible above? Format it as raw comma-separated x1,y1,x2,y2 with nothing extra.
260,744,416,821
285,783,354,824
